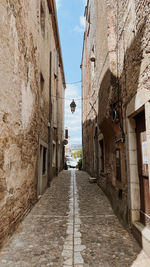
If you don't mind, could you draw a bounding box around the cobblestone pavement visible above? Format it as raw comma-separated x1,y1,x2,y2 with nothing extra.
0,170,150,267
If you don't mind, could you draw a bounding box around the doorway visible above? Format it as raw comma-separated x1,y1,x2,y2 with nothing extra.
37,140,48,197
135,110,150,227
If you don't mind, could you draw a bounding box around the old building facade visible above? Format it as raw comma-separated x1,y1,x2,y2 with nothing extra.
0,0,65,246
82,0,150,256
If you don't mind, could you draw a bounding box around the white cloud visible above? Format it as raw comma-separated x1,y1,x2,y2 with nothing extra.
55,0,61,9
65,84,79,99
74,26,84,33
83,0,87,5
80,15,86,28
74,15,86,33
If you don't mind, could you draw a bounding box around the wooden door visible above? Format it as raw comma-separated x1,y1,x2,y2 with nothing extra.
135,110,150,227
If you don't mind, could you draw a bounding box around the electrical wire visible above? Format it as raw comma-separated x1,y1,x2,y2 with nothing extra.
66,80,81,85
50,94,92,101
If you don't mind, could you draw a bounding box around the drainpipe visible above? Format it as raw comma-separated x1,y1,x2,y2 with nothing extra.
124,118,131,227
81,80,84,170
95,117,99,181
48,51,52,187
122,24,131,227
97,121,99,181
89,102,99,179
56,73,58,176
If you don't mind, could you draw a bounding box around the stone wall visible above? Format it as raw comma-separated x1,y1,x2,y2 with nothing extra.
0,0,65,246
82,0,150,226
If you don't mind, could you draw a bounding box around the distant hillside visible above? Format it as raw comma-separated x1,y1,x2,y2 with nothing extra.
70,144,82,150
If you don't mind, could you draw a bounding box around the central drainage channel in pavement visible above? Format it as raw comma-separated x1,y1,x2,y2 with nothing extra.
62,170,85,267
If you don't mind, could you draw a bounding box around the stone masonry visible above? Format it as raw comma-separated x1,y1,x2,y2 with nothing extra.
0,0,65,247
0,170,150,266
81,0,150,254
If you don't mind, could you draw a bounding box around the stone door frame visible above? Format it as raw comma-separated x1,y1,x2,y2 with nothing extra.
37,139,48,197
126,89,150,225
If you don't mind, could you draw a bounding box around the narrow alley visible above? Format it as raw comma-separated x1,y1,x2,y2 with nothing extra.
0,170,150,267
1,0,150,265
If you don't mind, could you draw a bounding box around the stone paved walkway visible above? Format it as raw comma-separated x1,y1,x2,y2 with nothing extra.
0,170,150,267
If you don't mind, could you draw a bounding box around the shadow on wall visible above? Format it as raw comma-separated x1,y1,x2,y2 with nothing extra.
98,19,147,126
83,18,147,227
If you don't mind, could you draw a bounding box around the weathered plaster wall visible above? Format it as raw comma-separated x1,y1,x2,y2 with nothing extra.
82,0,150,226
57,66,65,172
0,0,39,246
82,0,97,173
0,0,65,246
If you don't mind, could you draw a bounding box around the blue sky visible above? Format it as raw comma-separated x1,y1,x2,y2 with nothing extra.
56,0,86,146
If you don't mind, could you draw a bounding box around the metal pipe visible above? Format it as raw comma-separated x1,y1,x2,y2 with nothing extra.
48,51,52,187
56,75,58,176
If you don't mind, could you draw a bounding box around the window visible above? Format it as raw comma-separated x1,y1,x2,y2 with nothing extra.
54,49,58,77
91,59,95,80
116,149,121,181
58,143,61,169
48,1,52,14
99,140,104,172
40,73,44,91
53,142,56,166
53,98,57,128
40,2,45,37
42,147,47,175
87,12,91,36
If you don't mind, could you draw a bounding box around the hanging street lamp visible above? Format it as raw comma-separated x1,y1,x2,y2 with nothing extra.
70,99,76,113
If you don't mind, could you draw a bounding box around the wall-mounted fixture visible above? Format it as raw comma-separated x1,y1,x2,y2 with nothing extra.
110,103,125,143
63,139,68,145
112,109,120,123
90,51,95,62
